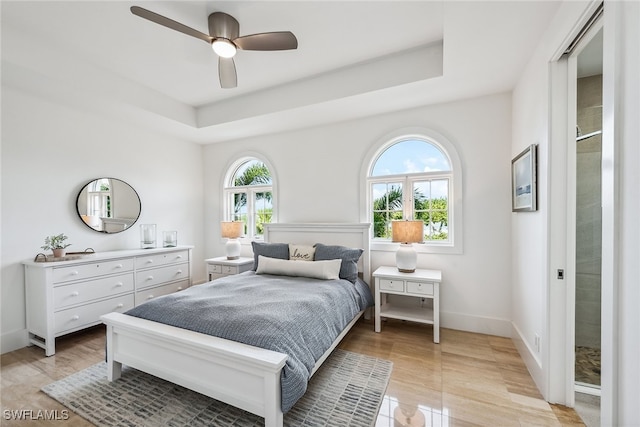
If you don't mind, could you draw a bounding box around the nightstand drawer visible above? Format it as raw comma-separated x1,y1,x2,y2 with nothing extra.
379,279,405,292
407,281,434,295
209,264,223,274
222,265,238,275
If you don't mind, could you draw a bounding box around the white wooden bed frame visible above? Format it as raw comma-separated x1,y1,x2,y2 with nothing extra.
100,223,371,427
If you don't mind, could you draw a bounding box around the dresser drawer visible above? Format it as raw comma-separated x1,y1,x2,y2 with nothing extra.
53,259,134,283
135,279,189,305
379,278,405,292
54,273,134,309
136,262,189,289
136,250,189,270
406,281,434,296
54,294,134,334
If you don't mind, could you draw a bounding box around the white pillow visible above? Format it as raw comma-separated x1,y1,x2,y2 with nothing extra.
256,255,341,280
289,244,315,261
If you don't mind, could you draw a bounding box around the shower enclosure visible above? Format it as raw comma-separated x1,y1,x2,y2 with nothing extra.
574,69,602,390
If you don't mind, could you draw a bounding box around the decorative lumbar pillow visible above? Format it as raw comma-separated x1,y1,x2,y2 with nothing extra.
255,255,341,280
251,242,289,271
289,244,315,261
313,244,363,284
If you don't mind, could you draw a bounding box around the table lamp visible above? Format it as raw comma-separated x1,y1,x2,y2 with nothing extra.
221,221,243,260
391,220,423,273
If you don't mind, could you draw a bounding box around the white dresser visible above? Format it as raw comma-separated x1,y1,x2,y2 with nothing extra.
23,246,193,356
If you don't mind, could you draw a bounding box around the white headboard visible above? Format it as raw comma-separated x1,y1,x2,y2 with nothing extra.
263,223,371,282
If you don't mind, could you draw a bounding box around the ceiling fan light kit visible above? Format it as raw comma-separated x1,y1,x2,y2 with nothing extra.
211,39,237,58
130,6,298,89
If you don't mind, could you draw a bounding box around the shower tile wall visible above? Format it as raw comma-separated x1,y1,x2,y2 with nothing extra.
575,74,602,384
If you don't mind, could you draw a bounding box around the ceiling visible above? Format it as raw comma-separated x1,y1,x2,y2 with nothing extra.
1,1,562,144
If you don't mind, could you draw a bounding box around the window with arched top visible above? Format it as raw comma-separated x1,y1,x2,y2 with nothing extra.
86,178,112,220
223,156,275,240
365,130,463,253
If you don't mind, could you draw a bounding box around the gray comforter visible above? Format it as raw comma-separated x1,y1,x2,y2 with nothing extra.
125,271,374,412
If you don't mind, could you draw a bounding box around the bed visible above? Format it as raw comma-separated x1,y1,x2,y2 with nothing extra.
100,223,371,427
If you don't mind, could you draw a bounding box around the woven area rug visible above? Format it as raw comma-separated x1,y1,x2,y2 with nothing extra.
42,349,392,427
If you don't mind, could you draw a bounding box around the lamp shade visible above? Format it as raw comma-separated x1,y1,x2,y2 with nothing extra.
221,221,243,239
221,221,243,260
391,220,424,243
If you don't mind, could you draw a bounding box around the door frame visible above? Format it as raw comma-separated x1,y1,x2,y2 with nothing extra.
546,0,599,407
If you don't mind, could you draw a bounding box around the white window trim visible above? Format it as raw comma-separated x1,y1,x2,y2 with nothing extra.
222,153,278,244
360,127,463,255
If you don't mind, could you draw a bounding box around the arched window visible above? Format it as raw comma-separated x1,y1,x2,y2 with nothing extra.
86,178,112,221
223,156,275,240
365,130,462,253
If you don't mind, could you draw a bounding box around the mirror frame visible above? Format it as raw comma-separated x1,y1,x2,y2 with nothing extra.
76,177,141,233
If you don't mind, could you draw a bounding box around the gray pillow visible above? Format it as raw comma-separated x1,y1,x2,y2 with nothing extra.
313,243,363,284
251,242,289,270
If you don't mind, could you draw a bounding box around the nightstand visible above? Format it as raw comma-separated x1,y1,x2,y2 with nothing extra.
205,256,253,281
373,266,442,343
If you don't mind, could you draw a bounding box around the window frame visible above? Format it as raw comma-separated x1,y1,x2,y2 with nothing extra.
222,154,277,242
361,128,463,254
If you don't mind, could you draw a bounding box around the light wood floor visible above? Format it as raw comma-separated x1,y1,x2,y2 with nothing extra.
1,319,584,426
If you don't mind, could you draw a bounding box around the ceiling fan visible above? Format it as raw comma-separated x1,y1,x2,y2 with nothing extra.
130,6,298,89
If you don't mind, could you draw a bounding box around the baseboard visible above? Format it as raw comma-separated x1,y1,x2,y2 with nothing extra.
440,310,512,337
512,322,546,398
1,328,29,355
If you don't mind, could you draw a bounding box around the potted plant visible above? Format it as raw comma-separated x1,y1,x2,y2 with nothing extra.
41,234,71,258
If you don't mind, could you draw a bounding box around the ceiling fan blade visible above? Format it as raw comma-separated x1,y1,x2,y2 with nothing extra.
219,57,237,88
234,32,298,51
208,12,239,40
130,6,212,44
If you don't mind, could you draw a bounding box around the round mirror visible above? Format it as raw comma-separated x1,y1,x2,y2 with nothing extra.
76,178,141,233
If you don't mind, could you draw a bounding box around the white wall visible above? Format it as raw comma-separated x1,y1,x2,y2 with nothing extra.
0,86,206,354
204,92,514,337
510,0,595,401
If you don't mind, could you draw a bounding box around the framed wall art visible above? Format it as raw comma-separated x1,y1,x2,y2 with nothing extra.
511,144,537,212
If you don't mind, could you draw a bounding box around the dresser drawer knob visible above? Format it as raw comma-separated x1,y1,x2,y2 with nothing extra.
176,270,183,275
177,255,183,259
115,282,123,287
147,295,154,300
115,264,123,269
116,303,124,308
146,276,154,281
71,315,80,321
146,259,154,264
70,291,79,297
71,271,79,276
177,286,183,290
